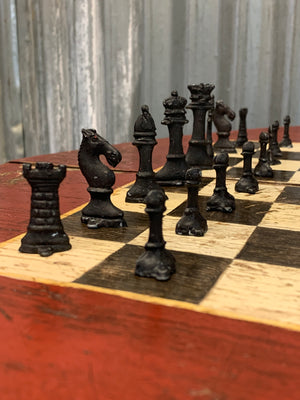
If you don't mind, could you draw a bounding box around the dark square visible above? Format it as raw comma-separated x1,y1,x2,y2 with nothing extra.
63,210,149,243
228,157,243,167
280,151,300,161
168,196,272,226
75,244,231,304
237,226,300,268
227,167,295,182
275,186,300,205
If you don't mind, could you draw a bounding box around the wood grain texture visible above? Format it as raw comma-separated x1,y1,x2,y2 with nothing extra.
201,259,300,326
0,275,300,400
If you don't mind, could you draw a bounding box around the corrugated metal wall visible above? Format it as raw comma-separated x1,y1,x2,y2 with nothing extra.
0,0,299,163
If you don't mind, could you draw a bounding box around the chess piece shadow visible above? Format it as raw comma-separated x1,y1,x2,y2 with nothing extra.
78,129,126,228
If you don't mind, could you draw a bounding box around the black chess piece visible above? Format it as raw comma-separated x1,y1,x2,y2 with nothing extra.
254,131,273,177
267,125,281,165
176,168,208,236
206,109,214,159
135,189,176,281
185,83,215,169
155,90,189,186
207,153,235,213
78,129,126,228
126,105,163,203
235,141,259,194
270,120,282,157
213,100,237,153
236,108,248,147
279,115,293,148
19,162,71,257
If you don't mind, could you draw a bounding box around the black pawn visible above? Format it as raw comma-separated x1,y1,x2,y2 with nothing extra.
270,120,282,157
126,105,162,203
254,131,273,177
155,90,189,186
176,168,208,236
236,108,248,147
19,162,71,257
207,153,235,213
279,115,293,148
267,125,281,165
135,189,176,281
235,142,259,194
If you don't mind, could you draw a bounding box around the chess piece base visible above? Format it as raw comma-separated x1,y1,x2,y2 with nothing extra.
235,176,259,194
214,132,237,153
135,247,176,281
176,207,208,236
19,232,71,257
206,187,235,213
82,187,127,227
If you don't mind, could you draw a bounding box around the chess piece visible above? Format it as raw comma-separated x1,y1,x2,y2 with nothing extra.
19,162,71,257
135,189,176,281
155,90,189,186
254,131,273,177
270,120,282,157
176,168,208,236
79,129,126,228
267,125,281,165
236,108,248,147
213,100,237,153
279,115,293,148
126,105,163,203
207,153,235,213
206,109,214,158
185,83,215,169
235,141,259,194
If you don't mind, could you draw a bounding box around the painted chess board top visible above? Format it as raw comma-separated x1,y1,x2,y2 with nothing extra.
0,134,300,400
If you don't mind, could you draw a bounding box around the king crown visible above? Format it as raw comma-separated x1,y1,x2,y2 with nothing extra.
163,90,187,110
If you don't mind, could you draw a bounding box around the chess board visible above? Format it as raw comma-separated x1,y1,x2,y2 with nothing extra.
1,142,299,332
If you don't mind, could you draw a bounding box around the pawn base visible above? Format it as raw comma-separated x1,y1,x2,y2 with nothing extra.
135,247,176,281
254,161,273,178
235,176,259,194
279,138,293,148
207,187,235,213
176,208,208,236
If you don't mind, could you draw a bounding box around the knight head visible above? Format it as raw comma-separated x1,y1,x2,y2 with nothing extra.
80,128,122,167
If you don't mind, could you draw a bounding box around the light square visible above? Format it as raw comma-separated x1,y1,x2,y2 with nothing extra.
259,202,300,231
129,217,256,259
0,236,125,283
200,259,300,326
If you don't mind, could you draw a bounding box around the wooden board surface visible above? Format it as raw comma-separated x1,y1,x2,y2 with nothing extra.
0,131,300,400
